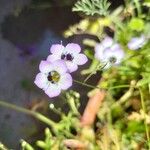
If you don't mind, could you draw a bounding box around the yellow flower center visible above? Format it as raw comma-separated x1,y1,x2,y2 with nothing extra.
47,71,60,83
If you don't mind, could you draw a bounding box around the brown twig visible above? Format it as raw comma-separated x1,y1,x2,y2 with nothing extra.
80,89,106,126
63,90,106,149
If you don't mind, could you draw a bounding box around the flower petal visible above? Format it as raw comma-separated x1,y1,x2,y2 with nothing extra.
45,84,61,98
66,61,78,73
94,37,113,61
34,73,48,89
59,73,72,90
115,52,125,64
53,60,68,74
47,54,61,63
39,60,53,73
50,44,64,54
111,44,121,51
103,48,124,64
127,35,146,50
65,43,81,54
94,44,104,60
74,54,88,65
102,36,113,48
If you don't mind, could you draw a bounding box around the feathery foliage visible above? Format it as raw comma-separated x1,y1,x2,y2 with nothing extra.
73,0,111,16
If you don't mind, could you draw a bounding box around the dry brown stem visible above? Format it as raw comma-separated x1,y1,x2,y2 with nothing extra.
80,89,106,126
63,90,106,149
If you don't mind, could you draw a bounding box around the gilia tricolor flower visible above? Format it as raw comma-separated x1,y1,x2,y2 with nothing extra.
47,43,88,72
34,60,72,98
127,35,147,50
95,36,125,68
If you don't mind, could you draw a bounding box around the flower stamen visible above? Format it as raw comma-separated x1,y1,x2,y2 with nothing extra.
47,71,60,84
61,53,74,61
109,56,117,64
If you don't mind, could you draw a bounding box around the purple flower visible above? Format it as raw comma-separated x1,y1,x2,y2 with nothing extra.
127,35,146,50
95,37,125,68
47,43,88,73
34,60,72,98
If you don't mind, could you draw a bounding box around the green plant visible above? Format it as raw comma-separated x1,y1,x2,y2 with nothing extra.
73,0,110,16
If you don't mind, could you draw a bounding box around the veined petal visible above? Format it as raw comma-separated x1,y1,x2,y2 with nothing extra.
39,60,53,73
65,43,81,54
53,60,68,74
45,84,61,98
59,73,72,90
73,54,88,65
66,61,78,73
34,73,48,89
50,44,64,54
47,54,61,63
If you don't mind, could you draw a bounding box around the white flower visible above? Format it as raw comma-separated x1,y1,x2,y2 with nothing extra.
95,37,125,68
127,35,147,50
47,43,88,73
34,60,72,98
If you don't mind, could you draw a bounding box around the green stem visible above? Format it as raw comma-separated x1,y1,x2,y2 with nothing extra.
74,79,130,90
84,71,97,83
139,88,150,148
81,59,99,75
0,100,57,132
133,0,142,17
21,140,34,150
68,97,80,116
112,81,136,108
109,85,130,90
74,79,99,89
83,63,107,83
49,103,63,116
65,92,80,116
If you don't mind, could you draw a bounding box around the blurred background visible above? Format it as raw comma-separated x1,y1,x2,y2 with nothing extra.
0,0,124,149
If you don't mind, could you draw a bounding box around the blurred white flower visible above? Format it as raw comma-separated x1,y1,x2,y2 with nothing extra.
127,35,147,50
95,36,125,68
